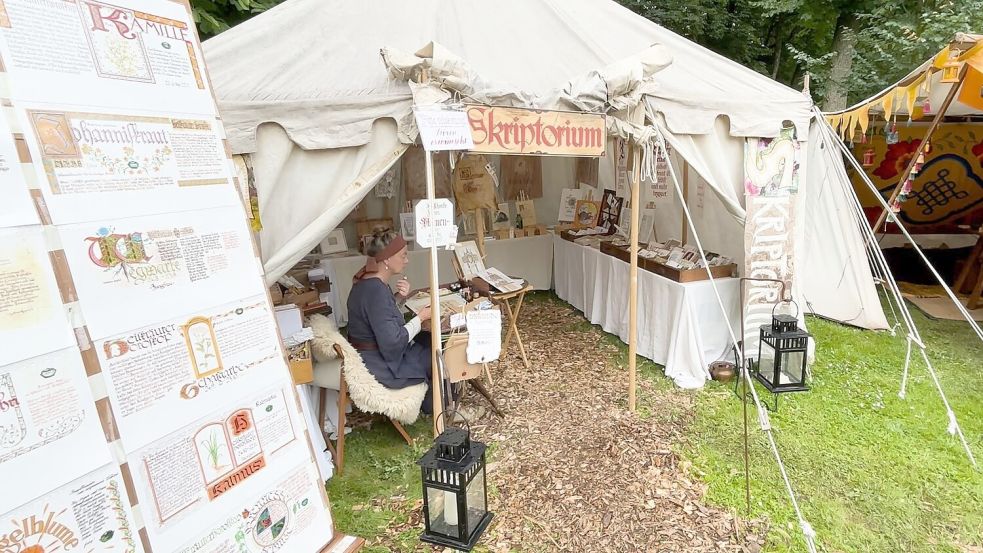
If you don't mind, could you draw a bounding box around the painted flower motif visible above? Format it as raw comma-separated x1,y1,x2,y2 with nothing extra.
971,141,983,168
873,139,922,180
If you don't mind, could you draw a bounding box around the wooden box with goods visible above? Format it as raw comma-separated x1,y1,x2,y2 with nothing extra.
644,260,737,283
599,240,632,264
287,341,313,384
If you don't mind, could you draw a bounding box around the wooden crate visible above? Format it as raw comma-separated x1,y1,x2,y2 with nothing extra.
644,260,738,283
599,241,631,263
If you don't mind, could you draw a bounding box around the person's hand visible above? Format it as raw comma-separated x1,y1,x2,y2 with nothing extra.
395,277,410,297
417,305,432,322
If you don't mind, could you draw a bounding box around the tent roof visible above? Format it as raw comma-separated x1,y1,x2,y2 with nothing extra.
204,0,813,153
824,33,983,137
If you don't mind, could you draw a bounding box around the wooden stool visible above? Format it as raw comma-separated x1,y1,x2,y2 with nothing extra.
954,227,983,310
490,282,533,369
313,344,414,476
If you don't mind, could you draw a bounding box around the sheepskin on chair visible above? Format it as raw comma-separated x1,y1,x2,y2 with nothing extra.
308,314,427,425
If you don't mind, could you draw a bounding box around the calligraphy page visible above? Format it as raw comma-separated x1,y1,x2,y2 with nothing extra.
174,461,334,553
0,226,75,366
128,386,307,552
0,108,37,227
0,463,143,553
57,207,264,338
98,295,290,453
0,348,112,515
15,103,239,224
0,0,215,116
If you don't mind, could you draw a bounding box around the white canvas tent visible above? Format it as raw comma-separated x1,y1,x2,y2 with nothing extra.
202,0,887,340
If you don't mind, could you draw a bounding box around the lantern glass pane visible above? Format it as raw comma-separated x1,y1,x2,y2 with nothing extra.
466,470,487,537
426,486,461,538
780,350,805,385
758,341,777,386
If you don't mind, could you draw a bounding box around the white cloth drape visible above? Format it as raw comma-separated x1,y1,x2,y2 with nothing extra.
553,236,740,389
250,121,407,283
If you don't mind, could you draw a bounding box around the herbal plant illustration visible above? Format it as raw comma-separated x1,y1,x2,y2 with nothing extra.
194,334,215,365
106,40,140,77
200,430,225,471
80,143,173,176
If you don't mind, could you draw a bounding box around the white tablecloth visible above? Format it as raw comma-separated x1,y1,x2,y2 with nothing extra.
323,234,554,325
553,236,740,389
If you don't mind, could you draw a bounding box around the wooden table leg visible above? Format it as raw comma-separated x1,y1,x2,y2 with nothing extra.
510,292,530,369
470,379,504,417
968,269,983,310
500,299,518,355
482,362,494,387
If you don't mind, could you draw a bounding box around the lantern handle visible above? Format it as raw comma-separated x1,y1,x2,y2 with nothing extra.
771,298,800,320
435,408,472,436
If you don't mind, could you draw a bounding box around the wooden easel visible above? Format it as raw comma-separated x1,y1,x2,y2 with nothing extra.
954,226,983,309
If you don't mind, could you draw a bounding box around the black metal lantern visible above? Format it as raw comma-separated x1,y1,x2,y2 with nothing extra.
754,301,811,395
419,420,493,551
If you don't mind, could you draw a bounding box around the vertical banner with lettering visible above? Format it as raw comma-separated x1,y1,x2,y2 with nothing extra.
0,1,338,552
742,127,802,355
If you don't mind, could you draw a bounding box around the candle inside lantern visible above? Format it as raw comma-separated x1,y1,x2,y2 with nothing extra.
443,490,459,525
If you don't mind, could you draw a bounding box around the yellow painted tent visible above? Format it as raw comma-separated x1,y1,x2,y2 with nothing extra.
825,33,983,236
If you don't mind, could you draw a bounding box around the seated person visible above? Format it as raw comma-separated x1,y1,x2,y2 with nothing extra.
346,230,437,413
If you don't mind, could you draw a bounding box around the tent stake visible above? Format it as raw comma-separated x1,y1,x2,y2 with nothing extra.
628,141,641,413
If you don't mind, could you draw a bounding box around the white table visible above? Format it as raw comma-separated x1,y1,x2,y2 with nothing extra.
323,234,554,325
553,235,740,389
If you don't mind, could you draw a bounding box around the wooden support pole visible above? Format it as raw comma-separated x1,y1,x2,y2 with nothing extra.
424,150,444,436
628,142,641,413
874,65,967,231
681,160,689,245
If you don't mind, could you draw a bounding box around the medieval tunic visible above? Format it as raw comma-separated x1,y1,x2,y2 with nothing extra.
347,277,434,410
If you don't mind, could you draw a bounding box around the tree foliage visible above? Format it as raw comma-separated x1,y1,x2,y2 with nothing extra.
618,0,983,107
190,0,280,38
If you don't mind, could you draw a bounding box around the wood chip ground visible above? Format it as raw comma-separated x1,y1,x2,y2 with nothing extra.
375,298,767,552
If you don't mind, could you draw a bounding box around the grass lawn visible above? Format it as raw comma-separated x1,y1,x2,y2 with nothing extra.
679,299,983,553
326,292,982,552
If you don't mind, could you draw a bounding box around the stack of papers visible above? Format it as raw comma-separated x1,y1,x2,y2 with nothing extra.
479,267,524,293
404,289,468,316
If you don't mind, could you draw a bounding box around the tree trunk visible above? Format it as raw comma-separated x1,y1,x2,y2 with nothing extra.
771,26,785,80
824,11,859,111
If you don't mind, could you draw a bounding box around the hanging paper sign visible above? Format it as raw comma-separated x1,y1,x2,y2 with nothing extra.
414,198,457,247
465,308,502,364
413,107,475,152
466,105,605,157
615,138,629,198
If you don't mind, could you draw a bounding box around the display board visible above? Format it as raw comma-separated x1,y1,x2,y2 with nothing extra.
0,1,338,552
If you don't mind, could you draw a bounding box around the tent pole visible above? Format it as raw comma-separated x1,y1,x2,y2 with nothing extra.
628,141,641,413
424,149,444,436
872,64,967,231
681,160,689,245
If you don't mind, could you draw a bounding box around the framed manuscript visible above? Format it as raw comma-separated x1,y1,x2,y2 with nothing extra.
573,200,601,229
